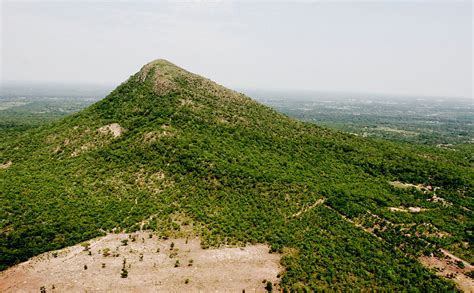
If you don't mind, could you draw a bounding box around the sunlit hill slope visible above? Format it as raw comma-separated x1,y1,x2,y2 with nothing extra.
1,60,472,291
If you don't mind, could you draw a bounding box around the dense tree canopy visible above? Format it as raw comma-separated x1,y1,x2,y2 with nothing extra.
1,60,471,291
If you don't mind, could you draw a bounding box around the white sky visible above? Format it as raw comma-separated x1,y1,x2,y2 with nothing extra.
1,0,472,98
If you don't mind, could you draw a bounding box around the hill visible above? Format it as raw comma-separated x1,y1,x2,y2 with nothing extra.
1,60,472,291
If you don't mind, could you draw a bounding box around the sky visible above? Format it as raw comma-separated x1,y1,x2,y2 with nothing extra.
1,0,472,98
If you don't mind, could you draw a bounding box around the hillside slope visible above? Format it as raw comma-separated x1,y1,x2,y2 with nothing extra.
1,60,472,291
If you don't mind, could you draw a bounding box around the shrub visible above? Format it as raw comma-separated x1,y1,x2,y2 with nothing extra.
121,268,128,278
102,248,111,257
265,281,273,292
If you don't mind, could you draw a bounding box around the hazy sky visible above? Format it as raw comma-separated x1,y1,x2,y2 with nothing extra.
1,0,472,98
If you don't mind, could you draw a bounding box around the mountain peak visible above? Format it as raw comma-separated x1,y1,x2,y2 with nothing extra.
136,59,187,96
86,59,261,126
2,59,470,292
144,58,175,66
133,59,252,107
139,59,183,74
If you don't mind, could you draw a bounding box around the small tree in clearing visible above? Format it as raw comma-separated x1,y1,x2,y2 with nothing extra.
121,258,128,278
265,281,273,292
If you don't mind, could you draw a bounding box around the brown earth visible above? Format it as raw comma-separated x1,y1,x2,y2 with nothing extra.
388,207,428,213
0,160,12,169
98,123,123,138
0,232,282,293
419,249,474,293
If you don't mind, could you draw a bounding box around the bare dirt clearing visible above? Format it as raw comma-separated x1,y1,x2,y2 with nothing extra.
420,249,474,293
389,181,432,192
0,232,281,293
98,123,123,138
0,160,12,169
428,195,453,207
388,207,429,213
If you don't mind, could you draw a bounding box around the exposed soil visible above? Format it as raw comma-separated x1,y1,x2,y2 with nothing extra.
0,160,12,169
388,207,428,213
419,249,474,292
0,232,282,293
428,195,453,207
98,123,123,138
389,181,432,192
292,198,326,217
414,223,451,239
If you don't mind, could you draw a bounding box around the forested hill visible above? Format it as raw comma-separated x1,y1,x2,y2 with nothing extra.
1,59,472,291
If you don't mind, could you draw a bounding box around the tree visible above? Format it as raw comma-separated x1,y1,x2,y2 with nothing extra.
265,281,273,292
121,258,128,278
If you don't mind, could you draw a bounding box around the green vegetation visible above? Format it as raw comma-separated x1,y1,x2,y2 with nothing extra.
251,91,473,146
265,281,273,292
0,60,472,291
0,96,98,142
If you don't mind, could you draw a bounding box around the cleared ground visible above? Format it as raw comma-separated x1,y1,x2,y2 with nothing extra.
0,232,282,293
420,249,474,293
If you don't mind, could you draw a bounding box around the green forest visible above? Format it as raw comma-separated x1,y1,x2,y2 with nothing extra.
1,60,472,291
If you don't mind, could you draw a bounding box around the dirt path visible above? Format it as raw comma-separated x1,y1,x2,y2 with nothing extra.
388,207,428,213
324,204,473,292
0,232,282,293
292,198,326,218
323,204,384,241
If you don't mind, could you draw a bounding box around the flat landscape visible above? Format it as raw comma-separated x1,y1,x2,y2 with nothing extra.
249,90,473,146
